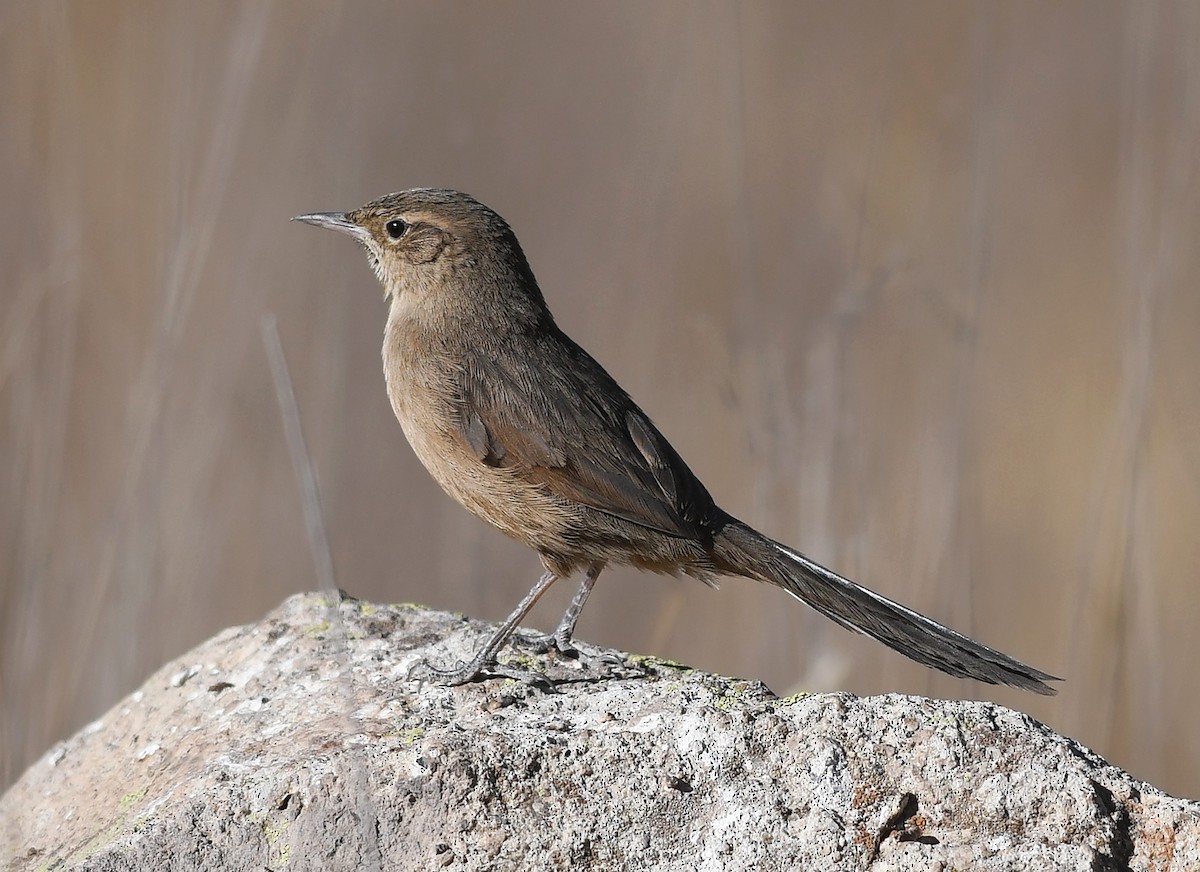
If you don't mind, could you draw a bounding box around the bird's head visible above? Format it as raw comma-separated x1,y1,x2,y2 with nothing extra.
295,188,547,325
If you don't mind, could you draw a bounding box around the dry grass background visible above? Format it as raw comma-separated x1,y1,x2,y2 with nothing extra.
2,1,1198,801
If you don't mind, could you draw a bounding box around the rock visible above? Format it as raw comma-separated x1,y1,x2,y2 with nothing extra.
2,592,1196,871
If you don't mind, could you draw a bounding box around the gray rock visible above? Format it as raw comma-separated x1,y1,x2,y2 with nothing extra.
2,592,1196,871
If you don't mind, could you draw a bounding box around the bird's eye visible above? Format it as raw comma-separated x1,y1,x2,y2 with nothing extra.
385,219,408,240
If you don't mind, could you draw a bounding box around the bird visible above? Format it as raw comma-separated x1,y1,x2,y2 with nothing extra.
294,188,1059,695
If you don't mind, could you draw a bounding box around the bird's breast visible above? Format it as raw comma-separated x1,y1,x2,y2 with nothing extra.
381,311,578,553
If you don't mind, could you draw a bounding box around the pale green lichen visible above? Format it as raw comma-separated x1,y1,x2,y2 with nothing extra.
37,785,150,871
773,691,815,707
301,620,331,637
263,815,291,866
713,681,756,710
625,653,692,672
499,653,542,672
399,726,426,745
118,786,148,810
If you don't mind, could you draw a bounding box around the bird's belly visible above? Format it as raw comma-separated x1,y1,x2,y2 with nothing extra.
380,319,711,577
386,377,577,556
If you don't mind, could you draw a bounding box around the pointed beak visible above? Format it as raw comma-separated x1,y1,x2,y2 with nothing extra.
292,211,370,243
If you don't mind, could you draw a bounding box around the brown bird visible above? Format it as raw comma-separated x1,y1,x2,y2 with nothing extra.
294,189,1059,695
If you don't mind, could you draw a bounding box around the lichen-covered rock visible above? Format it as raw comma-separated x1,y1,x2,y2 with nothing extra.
3,593,1196,871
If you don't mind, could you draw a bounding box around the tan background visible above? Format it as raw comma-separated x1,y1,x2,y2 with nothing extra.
3,1,1198,800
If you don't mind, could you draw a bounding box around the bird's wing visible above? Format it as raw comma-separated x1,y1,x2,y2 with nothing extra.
453,329,717,540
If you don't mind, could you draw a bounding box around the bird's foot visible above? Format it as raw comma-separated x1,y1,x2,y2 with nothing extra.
514,630,628,671
514,629,577,657
406,655,556,691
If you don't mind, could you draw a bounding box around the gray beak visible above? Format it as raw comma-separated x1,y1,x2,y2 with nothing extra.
292,211,370,243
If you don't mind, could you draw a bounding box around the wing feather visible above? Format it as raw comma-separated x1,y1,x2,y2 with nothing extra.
453,328,716,540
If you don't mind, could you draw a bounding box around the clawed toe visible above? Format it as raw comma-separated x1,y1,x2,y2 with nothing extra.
406,657,477,687
590,650,628,669
514,631,578,658
407,655,556,690
513,632,629,672
485,661,558,690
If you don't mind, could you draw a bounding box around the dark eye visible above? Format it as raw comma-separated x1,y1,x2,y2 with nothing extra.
385,218,408,240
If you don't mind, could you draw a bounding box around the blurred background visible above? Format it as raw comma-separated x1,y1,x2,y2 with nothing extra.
3,1,1198,801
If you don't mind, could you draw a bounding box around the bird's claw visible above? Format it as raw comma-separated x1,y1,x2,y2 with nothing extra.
406,655,556,691
514,631,628,672
514,630,578,658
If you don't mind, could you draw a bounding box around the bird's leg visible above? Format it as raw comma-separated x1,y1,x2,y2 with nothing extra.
516,562,624,668
413,569,560,688
520,561,603,656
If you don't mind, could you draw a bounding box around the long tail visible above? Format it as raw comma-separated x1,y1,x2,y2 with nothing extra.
713,520,1059,695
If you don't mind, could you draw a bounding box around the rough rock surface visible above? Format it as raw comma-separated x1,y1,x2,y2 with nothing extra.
2,592,1196,871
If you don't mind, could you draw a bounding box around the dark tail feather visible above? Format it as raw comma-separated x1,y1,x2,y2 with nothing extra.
714,521,1060,695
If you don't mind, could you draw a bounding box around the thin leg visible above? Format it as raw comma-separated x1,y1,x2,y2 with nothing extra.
415,569,560,687
516,562,623,669
545,561,604,654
